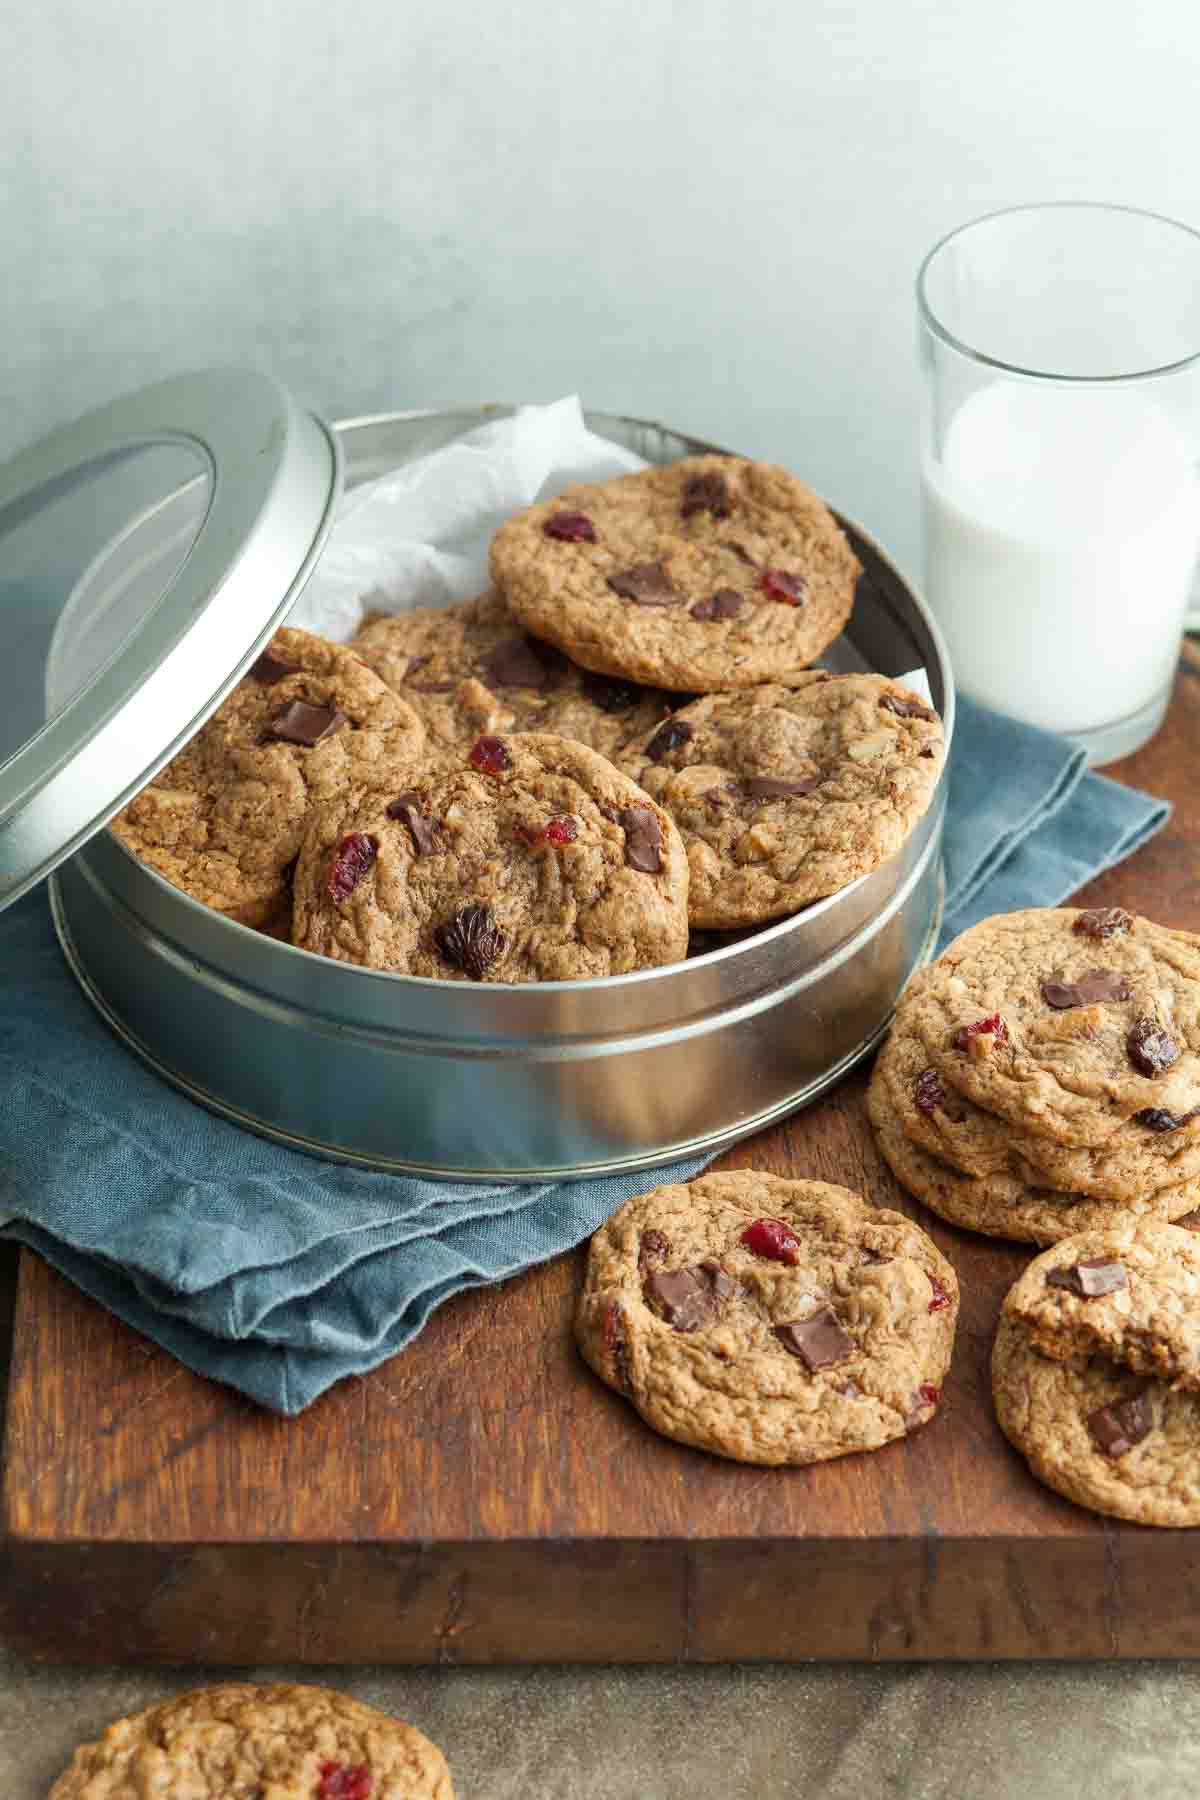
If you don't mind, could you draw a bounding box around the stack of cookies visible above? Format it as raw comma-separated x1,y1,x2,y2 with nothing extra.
868,906,1200,1245
993,1220,1200,1527
113,454,945,982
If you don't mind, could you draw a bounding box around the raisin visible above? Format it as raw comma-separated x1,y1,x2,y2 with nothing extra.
645,718,693,762
1126,1015,1180,1077
433,903,506,979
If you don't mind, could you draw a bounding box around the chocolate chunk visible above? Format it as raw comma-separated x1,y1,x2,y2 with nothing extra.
914,1068,946,1116
645,718,693,762
607,562,681,607
644,1263,729,1331
386,791,441,857
249,647,301,685
326,832,377,902
481,635,566,690
1135,1105,1200,1133
775,1307,855,1371
680,470,731,519
639,1229,670,1271
266,700,347,746
581,670,643,712
1087,1391,1153,1458
690,588,744,621
603,1302,633,1389
1126,1015,1180,1077
739,775,820,800
1046,1257,1127,1299
619,805,664,874
699,1258,735,1300
1039,969,1132,1009
433,903,506,979
880,694,936,723
1074,907,1133,941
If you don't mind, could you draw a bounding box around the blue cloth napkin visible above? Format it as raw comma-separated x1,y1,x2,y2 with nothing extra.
0,693,1169,1413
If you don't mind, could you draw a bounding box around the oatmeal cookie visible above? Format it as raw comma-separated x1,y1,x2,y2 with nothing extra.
490,455,860,691
353,589,687,761
619,673,943,927
993,1228,1200,1526
47,1681,453,1798
110,627,425,928
867,1057,1200,1243
1004,1220,1200,1391
292,731,689,981
875,1012,1200,1204
904,907,1200,1148
575,1171,957,1465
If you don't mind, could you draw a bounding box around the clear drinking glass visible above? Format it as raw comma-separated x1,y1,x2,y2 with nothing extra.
918,203,1200,764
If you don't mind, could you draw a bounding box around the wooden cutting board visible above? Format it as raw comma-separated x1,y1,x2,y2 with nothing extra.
4,659,1200,1665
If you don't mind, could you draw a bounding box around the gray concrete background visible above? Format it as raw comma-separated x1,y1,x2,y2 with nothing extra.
5,0,1200,583
6,2,1200,1791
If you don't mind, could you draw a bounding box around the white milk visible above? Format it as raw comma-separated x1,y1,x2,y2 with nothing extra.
922,381,1200,736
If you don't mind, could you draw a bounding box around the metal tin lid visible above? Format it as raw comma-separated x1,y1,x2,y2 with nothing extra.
0,369,341,911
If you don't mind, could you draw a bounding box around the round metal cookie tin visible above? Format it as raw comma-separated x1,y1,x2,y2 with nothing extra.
50,407,954,1179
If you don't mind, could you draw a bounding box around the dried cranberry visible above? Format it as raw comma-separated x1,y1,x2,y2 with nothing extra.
914,1068,946,1115
604,1302,633,1388
434,903,506,979
1126,1015,1180,1077
1073,907,1133,941
918,1383,941,1406
645,718,693,762
543,510,597,542
318,1763,373,1800
927,1275,952,1313
740,1217,801,1265
521,814,579,848
469,734,512,775
760,568,807,605
953,1013,1007,1051
326,833,377,902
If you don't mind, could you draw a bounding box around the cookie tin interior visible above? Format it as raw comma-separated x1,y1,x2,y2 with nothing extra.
50,406,954,1178
0,369,341,912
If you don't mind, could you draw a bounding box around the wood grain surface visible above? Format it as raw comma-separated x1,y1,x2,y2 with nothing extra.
4,661,1200,1665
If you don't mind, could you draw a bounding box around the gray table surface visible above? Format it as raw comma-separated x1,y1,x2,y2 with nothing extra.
3,1246,1200,1798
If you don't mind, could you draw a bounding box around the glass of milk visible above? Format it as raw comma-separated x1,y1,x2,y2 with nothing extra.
919,204,1200,764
